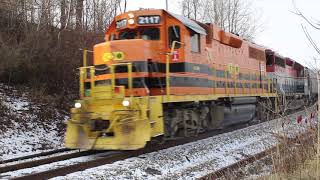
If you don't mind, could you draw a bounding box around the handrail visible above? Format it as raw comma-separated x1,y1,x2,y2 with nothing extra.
79,66,95,98
79,61,133,98
111,63,133,97
80,68,85,98
81,49,93,67
90,67,95,92
166,41,184,97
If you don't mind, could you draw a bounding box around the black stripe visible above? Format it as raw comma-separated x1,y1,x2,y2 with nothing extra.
114,77,215,88
169,63,213,75
92,77,213,89
94,61,214,76
217,81,225,88
94,62,263,82
216,70,225,78
91,77,265,90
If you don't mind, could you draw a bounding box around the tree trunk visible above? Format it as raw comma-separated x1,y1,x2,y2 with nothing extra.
76,0,84,31
60,0,67,30
39,0,49,30
123,0,127,13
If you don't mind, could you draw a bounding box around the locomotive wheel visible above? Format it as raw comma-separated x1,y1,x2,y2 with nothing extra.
164,104,210,139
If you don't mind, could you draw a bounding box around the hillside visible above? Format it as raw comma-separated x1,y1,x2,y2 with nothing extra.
0,84,68,160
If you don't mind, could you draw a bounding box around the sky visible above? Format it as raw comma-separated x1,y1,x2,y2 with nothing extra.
126,0,320,67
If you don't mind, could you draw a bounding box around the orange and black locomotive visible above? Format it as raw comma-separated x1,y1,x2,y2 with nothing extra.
65,9,317,150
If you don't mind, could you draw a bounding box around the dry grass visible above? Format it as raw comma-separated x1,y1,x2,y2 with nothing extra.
265,114,319,179
201,106,319,180
272,127,317,173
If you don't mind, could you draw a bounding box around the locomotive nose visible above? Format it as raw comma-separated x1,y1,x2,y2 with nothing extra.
92,39,158,97
94,39,153,64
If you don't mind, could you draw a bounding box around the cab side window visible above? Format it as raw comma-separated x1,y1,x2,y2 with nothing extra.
266,54,274,66
168,26,181,49
190,32,200,52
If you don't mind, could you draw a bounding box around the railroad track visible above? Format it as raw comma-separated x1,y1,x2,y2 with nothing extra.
0,123,249,180
0,148,70,164
0,149,106,179
1,105,315,180
202,146,277,179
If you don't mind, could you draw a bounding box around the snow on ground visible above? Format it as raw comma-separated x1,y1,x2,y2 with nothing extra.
53,107,317,180
0,84,67,160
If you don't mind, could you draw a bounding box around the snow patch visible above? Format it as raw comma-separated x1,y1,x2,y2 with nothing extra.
0,84,66,160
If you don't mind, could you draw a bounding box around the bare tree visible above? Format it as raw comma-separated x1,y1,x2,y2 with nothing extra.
118,0,127,14
292,1,320,179
292,2,320,57
1,0,128,33
180,0,262,40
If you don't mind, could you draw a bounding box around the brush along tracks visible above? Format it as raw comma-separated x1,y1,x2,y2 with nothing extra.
201,122,317,179
201,133,316,179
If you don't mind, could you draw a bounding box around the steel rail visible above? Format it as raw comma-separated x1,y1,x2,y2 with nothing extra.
0,150,102,174
0,148,70,164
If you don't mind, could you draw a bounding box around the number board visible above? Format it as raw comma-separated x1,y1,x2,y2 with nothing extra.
138,16,161,25
116,19,127,29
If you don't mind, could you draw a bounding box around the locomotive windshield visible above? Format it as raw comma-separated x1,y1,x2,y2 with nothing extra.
119,31,137,39
111,28,160,41
140,28,160,40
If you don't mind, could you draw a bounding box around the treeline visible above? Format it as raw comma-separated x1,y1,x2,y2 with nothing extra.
0,0,259,106
0,0,127,98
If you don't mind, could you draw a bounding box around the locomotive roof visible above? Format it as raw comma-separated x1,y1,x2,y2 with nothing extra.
112,9,207,35
165,11,207,35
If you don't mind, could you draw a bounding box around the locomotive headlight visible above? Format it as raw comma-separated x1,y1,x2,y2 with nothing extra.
112,52,125,60
103,52,114,62
122,99,130,107
128,19,135,25
75,102,82,109
128,13,135,18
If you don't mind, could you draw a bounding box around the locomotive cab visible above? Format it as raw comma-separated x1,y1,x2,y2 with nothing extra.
92,9,209,96
93,10,166,97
